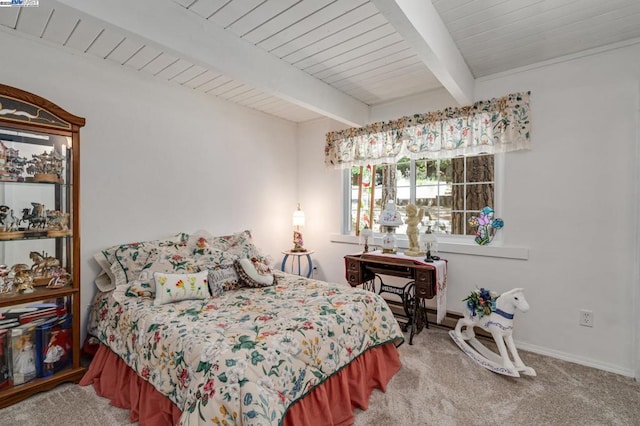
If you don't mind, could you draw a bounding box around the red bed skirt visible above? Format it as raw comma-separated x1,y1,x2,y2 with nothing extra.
80,341,401,426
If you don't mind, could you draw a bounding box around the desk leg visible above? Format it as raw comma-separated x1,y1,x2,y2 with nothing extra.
409,298,428,345
398,282,416,334
362,278,375,292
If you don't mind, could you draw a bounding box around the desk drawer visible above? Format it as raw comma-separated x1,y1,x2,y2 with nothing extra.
414,270,435,298
346,259,361,287
345,258,374,287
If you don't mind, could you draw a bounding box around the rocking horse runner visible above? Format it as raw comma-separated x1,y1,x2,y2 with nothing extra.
449,287,536,377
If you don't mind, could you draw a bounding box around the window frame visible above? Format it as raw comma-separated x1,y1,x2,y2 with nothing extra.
342,154,505,245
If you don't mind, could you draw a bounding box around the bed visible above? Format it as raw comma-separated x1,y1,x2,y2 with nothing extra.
80,230,404,425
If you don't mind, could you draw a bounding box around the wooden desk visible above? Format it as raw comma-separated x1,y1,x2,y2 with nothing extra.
344,252,442,344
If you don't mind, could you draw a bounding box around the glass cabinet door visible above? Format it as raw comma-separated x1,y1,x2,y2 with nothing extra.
0,127,73,296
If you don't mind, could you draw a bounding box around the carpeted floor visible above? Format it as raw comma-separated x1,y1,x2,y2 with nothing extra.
1,327,639,425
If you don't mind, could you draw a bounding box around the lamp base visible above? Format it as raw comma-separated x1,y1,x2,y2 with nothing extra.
292,230,305,253
381,228,398,254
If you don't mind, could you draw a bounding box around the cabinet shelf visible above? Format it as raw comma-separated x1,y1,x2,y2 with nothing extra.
0,231,72,242
0,179,68,186
0,83,84,407
0,287,78,309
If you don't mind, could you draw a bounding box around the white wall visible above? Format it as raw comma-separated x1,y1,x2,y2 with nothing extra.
298,42,640,377
0,30,299,339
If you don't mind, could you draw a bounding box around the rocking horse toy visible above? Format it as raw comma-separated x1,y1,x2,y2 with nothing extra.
449,287,536,377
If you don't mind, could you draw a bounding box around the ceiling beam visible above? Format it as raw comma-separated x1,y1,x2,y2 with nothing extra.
371,0,474,105
55,0,370,127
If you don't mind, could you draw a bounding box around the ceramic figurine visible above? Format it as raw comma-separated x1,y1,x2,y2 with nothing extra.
404,203,425,256
450,287,536,377
46,209,70,232
26,150,64,183
0,264,11,296
20,202,47,230
4,209,19,232
11,264,34,294
46,267,71,288
29,251,61,285
0,141,27,181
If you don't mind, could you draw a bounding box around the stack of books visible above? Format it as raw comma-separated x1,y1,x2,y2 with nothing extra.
0,303,66,329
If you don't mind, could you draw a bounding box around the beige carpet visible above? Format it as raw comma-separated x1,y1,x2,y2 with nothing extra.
1,327,639,425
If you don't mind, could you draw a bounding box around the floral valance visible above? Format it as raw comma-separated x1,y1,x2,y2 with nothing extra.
325,91,531,169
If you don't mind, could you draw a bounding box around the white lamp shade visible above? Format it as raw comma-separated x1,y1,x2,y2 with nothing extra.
379,201,403,226
292,207,305,227
361,227,373,238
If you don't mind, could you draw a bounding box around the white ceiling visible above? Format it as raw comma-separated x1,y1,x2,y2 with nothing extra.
2,0,639,125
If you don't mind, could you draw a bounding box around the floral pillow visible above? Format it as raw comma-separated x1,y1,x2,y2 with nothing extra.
126,247,199,297
193,230,266,259
153,271,210,306
94,232,189,291
110,244,155,288
188,229,214,256
235,257,275,288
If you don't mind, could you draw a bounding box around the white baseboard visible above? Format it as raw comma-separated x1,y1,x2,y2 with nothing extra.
514,340,635,378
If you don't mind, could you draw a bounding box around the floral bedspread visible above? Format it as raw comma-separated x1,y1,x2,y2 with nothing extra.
88,272,404,425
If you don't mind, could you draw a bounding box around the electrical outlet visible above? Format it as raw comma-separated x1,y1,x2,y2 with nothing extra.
579,309,594,327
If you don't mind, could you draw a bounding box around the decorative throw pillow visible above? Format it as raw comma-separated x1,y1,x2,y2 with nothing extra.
188,229,214,256
235,257,275,288
126,247,199,297
110,244,155,288
94,232,189,291
198,230,266,260
153,270,209,306
189,248,241,293
94,270,113,292
206,265,236,297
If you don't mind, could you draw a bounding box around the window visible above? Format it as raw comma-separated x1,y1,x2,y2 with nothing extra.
347,155,495,237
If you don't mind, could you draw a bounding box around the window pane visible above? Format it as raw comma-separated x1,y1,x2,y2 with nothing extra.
466,155,494,183
372,165,387,232
350,167,360,232
466,183,494,210
451,212,465,235
395,159,410,234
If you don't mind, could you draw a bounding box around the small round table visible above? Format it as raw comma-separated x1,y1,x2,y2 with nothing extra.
281,250,314,278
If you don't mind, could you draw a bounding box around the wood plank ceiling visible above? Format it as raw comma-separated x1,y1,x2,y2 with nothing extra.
1,0,640,125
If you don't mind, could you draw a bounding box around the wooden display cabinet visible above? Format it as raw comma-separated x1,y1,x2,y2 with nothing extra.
0,84,84,408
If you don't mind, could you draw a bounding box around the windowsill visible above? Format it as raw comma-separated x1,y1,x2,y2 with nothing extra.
329,233,529,260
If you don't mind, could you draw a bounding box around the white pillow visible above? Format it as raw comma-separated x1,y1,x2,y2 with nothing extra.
235,258,275,288
153,271,210,306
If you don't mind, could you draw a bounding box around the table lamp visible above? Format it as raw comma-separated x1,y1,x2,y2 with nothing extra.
292,203,306,252
361,225,373,253
379,201,403,253
421,225,439,262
